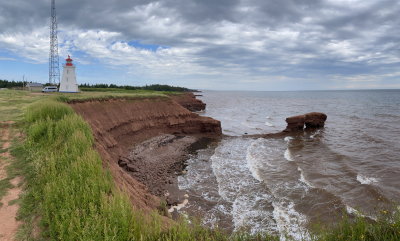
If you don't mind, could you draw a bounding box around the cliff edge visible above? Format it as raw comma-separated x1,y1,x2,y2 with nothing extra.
69,94,221,211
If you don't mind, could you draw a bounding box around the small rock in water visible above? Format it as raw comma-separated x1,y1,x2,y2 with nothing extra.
182,170,187,175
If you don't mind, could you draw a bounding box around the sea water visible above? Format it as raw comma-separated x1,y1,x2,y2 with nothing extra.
177,90,400,240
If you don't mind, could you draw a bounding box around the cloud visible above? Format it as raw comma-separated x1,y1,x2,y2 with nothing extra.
0,0,399,90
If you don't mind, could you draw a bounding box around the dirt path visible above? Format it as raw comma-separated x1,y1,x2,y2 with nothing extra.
0,122,23,241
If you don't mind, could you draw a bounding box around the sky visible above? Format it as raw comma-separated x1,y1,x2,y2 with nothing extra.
0,0,399,91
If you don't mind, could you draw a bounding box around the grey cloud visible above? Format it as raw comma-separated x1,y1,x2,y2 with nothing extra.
165,0,241,23
0,0,399,89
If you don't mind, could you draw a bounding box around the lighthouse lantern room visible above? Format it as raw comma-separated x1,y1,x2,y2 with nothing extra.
59,55,79,93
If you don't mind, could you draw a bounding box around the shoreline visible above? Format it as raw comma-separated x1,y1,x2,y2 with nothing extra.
69,92,222,212
69,92,326,218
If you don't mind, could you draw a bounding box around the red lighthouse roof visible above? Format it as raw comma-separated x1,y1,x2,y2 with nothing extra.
66,55,73,66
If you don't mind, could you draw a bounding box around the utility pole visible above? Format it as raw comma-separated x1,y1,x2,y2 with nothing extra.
49,0,60,85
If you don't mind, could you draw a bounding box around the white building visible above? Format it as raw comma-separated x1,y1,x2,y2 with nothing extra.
59,55,79,93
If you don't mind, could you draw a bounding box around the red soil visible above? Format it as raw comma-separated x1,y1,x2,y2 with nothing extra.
70,93,221,211
0,121,23,241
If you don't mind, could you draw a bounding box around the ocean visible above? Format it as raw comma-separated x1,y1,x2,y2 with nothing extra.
177,90,400,240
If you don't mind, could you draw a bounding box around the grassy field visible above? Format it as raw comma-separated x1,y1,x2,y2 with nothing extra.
56,89,173,102
1,89,399,240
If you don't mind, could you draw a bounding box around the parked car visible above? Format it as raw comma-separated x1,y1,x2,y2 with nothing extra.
42,86,58,92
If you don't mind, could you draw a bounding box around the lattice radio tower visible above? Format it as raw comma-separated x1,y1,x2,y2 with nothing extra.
49,0,60,85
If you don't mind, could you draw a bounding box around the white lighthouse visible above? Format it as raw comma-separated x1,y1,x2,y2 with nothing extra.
59,55,79,93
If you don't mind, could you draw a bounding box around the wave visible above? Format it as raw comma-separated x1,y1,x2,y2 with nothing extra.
346,205,377,221
265,121,274,127
210,138,279,234
284,136,293,142
310,129,321,139
246,139,265,182
297,167,314,188
284,148,295,162
231,192,277,235
272,201,310,241
356,174,379,185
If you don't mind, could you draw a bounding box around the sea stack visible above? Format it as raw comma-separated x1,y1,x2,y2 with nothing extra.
284,112,327,132
59,55,79,93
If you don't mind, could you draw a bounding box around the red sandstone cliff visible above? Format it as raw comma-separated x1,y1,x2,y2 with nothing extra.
170,92,206,112
69,95,221,210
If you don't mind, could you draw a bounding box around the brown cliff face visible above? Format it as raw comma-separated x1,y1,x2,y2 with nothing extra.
69,96,221,210
170,92,206,112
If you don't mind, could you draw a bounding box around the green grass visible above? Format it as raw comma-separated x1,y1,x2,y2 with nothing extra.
0,90,45,122
18,100,137,240
56,90,171,102
313,212,400,241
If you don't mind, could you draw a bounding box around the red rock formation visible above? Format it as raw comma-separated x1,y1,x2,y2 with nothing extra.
284,112,327,132
69,96,221,211
284,115,306,132
170,92,206,112
305,112,327,128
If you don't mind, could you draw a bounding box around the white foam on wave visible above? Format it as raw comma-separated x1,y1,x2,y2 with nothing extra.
246,138,312,240
209,138,312,239
246,140,264,182
231,193,277,235
357,174,379,185
210,138,279,234
265,121,274,127
284,149,295,162
310,130,321,139
272,201,310,241
211,138,258,201
283,136,295,162
266,116,272,119
297,167,314,188
345,205,377,221
284,136,293,142
346,205,360,216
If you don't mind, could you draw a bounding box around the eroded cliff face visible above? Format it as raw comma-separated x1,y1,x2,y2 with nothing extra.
170,92,206,112
69,95,221,210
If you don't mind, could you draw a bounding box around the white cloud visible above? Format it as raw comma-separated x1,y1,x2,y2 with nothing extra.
0,27,49,63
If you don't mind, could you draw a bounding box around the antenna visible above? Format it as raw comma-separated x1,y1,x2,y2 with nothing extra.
49,0,60,85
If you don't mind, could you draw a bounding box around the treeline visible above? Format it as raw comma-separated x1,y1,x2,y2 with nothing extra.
1,79,194,92
0,79,26,88
79,83,194,92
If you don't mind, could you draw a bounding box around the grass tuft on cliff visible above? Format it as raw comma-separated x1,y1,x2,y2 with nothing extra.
19,100,136,240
